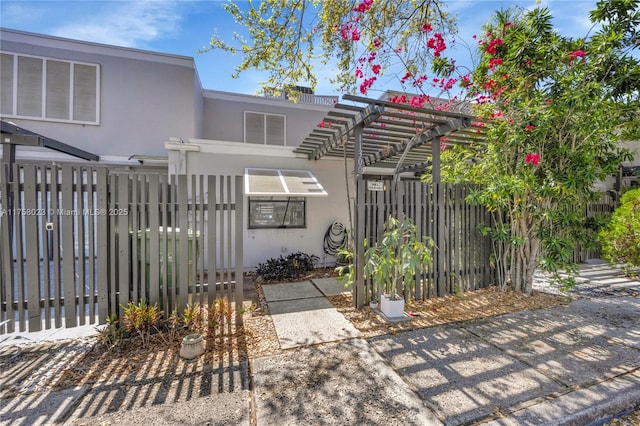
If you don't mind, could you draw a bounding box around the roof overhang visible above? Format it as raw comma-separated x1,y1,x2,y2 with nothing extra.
244,168,328,197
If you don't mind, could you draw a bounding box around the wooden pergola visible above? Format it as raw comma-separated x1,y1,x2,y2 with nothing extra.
294,94,488,308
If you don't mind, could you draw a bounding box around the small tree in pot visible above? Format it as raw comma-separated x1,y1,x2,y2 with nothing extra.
365,215,434,318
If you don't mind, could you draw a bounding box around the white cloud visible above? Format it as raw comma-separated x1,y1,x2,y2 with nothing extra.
51,1,186,48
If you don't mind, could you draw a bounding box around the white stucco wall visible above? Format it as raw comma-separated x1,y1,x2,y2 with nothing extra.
168,140,353,270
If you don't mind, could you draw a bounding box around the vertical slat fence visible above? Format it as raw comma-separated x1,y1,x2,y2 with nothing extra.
363,181,495,303
1,164,243,334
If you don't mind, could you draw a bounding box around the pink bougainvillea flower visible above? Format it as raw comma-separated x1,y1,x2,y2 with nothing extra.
524,125,535,131
353,0,373,13
422,23,433,32
389,94,408,104
359,76,376,94
485,38,503,55
371,64,381,75
427,32,446,57
488,58,503,70
412,74,428,87
569,49,585,61
525,153,540,165
484,79,497,91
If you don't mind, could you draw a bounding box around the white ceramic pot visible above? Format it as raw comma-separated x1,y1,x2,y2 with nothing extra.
180,333,205,359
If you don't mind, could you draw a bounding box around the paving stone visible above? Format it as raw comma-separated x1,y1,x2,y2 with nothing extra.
370,327,562,425
311,277,350,297
268,298,361,349
464,301,640,387
261,281,323,302
253,339,442,426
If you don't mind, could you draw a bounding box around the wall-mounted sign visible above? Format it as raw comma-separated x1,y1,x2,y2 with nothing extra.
367,180,385,191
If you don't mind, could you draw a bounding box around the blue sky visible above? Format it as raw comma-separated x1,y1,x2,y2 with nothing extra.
1,0,603,96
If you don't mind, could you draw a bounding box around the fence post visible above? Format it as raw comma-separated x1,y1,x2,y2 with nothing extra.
354,124,365,309
0,163,15,333
234,175,244,326
96,168,109,324
178,175,189,311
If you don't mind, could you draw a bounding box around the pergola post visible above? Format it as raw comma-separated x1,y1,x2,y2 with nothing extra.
2,142,16,181
432,136,441,184
354,123,365,309
1,143,16,245
432,136,446,296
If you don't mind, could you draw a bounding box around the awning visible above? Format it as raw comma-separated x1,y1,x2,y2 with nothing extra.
244,168,328,197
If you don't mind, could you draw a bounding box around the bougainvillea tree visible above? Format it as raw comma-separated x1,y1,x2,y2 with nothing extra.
204,0,460,99
442,2,640,293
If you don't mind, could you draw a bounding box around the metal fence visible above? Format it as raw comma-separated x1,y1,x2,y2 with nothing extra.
0,163,243,334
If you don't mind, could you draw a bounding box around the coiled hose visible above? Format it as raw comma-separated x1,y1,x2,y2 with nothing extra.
323,221,348,263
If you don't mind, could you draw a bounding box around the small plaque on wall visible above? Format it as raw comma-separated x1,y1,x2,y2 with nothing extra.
367,180,385,191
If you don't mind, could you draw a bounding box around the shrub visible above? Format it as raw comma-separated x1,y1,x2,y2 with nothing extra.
599,188,640,270
255,251,319,282
183,303,207,334
183,298,234,335
122,299,162,349
96,313,124,350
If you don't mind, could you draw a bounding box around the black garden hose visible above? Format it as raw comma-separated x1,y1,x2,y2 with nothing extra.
323,221,348,260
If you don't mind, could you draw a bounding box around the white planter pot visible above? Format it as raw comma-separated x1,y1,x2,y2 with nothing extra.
380,294,405,318
180,333,205,360
369,301,379,310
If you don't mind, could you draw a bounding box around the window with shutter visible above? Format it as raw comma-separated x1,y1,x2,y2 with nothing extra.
46,60,70,119
0,52,99,124
17,56,43,117
266,114,285,145
244,111,286,145
73,64,97,122
245,111,265,144
0,54,14,115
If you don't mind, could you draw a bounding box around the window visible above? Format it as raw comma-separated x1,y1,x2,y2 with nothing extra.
0,52,100,124
248,197,306,229
244,111,285,145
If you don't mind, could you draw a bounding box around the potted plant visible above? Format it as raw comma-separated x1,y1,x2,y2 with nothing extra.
364,215,433,318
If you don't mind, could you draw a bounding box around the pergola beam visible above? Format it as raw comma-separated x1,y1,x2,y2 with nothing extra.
307,104,383,160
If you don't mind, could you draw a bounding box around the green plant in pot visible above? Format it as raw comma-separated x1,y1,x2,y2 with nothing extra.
364,215,433,318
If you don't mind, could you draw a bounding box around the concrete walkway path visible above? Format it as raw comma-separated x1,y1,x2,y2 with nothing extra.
2,268,639,425
261,278,361,349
